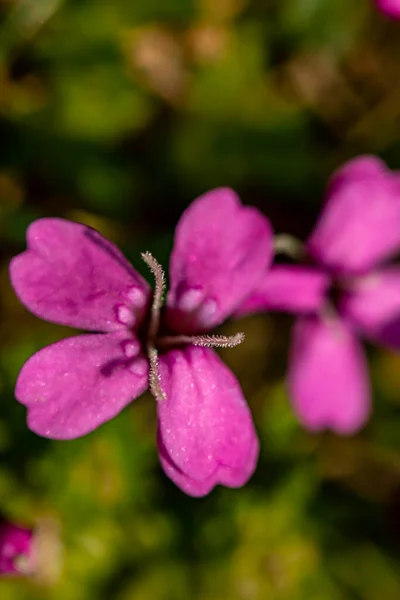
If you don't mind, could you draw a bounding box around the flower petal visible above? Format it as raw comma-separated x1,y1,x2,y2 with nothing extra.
340,267,400,349
10,218,150,332
157,427,259,498
166,188,273,332
157,347,259,496
375,0,400,19
236,265,329,316
288,315,370,434
307,156,400,274
15,333,149,439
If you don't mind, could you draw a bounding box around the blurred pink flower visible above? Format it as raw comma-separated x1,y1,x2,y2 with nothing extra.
238,156,400,434
0,521,34,575
10,188,273,496
375,0,400,19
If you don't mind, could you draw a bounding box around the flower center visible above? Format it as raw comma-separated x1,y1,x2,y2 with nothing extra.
272,234,358,316
141,251,245,401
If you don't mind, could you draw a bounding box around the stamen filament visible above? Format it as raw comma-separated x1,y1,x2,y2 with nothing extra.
148,346,166,401
141,251,166,343
159,332,245,349
141,251,167,401
140,251,244,402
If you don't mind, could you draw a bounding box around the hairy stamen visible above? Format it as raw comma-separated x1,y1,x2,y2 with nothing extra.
141,252,167,401
141,251,166,342
148,346,166,401
159,332,245,349
140,251,244,401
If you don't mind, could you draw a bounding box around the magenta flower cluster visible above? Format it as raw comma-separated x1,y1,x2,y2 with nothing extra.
9,156,400,498
239,157,400,434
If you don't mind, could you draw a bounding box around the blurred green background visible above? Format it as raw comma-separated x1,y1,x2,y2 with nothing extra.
1,0,400,598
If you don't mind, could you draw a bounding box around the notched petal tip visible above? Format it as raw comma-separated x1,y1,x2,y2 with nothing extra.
10,218,150,332
158,427,259,497
156,346,259,495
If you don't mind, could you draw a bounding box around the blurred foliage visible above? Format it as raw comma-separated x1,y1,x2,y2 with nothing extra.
1,0,400,598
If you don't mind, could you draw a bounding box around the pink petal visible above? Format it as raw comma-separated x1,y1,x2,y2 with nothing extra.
307,156,400,275
288,315,371,434
15,333,149,439
375,0,400,18
157,347,259,497
340,267,400,349
236,265,329,317
157,428,259,498
166,188,273,333
10,219,150,332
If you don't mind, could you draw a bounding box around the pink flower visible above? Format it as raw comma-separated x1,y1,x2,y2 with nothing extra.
0,518,62,582
375,0,400,19
238,157,400,434
10,188,273,496
0,521,34,575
